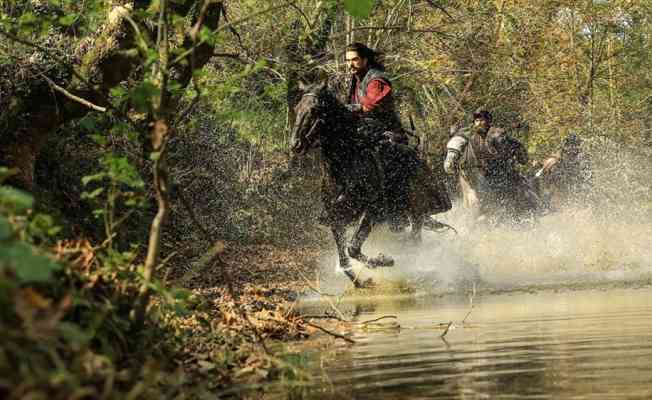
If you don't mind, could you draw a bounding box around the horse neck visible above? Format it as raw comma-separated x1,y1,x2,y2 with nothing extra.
319,99,359,164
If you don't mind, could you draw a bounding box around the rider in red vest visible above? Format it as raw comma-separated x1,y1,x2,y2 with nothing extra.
344,43,414,230
344,43,404,140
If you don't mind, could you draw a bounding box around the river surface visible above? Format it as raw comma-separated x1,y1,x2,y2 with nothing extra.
297,286,652,399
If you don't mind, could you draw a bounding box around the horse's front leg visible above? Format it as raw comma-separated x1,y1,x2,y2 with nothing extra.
409,214,424,244
348,212,395,268
332,225,365,288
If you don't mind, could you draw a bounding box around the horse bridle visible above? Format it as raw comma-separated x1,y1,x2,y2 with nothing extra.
300,92,324,147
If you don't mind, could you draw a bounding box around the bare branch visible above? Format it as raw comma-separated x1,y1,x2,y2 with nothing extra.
424,0,455,21
305,321,355,344
290,3,313,30
440,321,453,338
359,315,398,325
172,0,297,67
40,74,107,112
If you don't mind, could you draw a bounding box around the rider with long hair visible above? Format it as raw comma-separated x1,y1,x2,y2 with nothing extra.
344,42,416,230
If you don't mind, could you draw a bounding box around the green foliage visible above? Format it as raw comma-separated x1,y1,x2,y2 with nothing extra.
0,167,212,398
0,169,62,284
0,240,61,282
343,0,374,19
205,60,289,146
81,153,146,247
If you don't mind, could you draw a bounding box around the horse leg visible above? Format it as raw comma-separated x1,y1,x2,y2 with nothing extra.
348,212,395,268
332,226,365,288
409,214,424,244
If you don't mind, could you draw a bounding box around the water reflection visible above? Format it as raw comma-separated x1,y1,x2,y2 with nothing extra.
303,287,652,399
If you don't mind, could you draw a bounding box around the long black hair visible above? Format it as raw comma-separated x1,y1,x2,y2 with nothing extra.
346,42,385,71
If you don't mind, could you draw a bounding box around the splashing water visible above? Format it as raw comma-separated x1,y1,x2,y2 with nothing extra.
317,137,652,296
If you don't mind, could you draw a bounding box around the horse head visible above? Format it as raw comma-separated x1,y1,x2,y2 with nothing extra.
290,81,330,155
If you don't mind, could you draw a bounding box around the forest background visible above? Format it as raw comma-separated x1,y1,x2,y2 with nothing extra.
1,0,652,398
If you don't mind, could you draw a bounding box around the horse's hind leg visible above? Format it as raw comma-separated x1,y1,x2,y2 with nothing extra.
409,214,424,244
348,212,395,268
332,226,364,288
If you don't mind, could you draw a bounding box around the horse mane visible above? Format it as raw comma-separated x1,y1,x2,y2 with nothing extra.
315,84,351,122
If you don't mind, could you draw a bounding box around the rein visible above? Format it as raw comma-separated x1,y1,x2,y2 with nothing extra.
303,92,325,143
305,118,321,144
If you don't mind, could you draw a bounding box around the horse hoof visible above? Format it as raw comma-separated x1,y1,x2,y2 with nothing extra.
367,253,394,268
359,278,375,288
347,246,362,259
352,278,375,289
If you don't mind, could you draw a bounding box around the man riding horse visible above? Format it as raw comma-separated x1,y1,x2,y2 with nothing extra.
445,108,539,224
289,43,451,287
344,42,417,230
533,132,593,210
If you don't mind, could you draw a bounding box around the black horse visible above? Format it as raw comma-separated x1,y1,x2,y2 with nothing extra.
290,82,451,287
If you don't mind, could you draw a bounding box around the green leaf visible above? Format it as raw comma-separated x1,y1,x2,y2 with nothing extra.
131,81,160,113
0,186,34,213
78,116,99,132
58,14,77,27
0,216,12,240
18,12,38,27
59,322,93,346
82,173,106,186
0,242,61,283
343,0,374,19
90,134,107,146
102,156,144,188
81,187,105,200
0,167,17,183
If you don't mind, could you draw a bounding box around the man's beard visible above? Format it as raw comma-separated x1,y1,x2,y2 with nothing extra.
352,67,367,77
473,124,489,136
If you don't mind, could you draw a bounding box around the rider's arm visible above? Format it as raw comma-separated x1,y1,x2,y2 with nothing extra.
444,135,468,174
358,79,392,112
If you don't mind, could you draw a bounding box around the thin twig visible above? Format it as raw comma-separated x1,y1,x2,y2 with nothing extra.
440,321,453,338
330,25,450,40
462,282,476,325
0,28,139,130
296,268,348,321
0,29,104,105
289,3,313,30
359,315,397,325
40,74,107,112
172,0,296,66
305,321,355,344
175,182,212,239
300,314,345,321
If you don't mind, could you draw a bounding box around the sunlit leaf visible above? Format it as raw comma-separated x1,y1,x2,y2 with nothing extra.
0,186,34,213
82,173,106,186
59,14,77,27
81,187,105,200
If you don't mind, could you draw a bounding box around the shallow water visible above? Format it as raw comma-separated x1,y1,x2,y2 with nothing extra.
278,203,652,399
301,287,652,399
